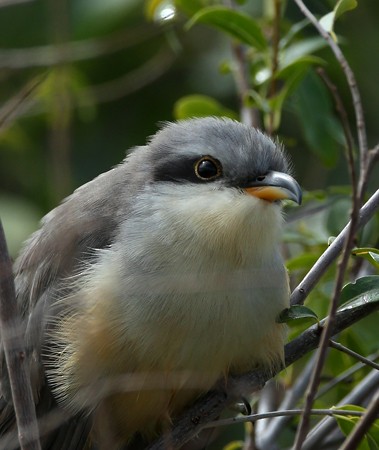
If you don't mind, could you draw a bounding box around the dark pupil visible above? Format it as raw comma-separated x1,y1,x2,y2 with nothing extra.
198,160,218,178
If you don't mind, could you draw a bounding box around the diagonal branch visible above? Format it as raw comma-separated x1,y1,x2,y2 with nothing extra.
290,189,379,306
147,298,379,450
0,221,40,450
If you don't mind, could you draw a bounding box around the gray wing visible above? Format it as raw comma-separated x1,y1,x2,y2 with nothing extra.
0,148,150,449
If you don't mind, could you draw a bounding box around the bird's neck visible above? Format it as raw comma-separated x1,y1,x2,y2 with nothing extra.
120,184,284,270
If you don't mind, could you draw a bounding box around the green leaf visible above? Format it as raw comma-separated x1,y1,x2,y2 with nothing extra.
277,56,325,81
292,71,344,167
281,37,328,68
173,94,238,120
280,18,311,49
334,405,379,450
277,305,319,324
352,248,379,269
174,0,205,16
319,0,358,36
245,90,270,112
264,57,323,131
186,6,268,51
286,253,319,271
339,276,379,309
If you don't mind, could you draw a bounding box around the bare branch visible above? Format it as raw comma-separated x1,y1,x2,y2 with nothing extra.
316,351,379,399
290,189,379,306
317,67,357,191
230,42,260,128
202,408,365,429
0,75,44,132
0,221,40,450
0,27,160,69
257,356,316,449
329,340,379,371
292,0,368,161
292,198,359,450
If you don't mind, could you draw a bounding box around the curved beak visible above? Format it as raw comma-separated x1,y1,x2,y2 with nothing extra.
244,171,302,204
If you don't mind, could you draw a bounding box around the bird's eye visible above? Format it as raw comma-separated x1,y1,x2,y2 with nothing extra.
194,156,222,181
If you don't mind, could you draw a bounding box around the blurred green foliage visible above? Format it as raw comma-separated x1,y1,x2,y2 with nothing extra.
0,0,378,256
0,0,379,448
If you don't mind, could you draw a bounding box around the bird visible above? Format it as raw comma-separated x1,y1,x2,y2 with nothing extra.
0,117,301,449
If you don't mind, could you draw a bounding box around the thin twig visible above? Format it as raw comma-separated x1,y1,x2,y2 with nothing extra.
293,210,360,450
290,2,373,446
267,0,282,134
202,408,365,429
230,42,260,128
225,0,259,127
316,351,379,399
0,26,160,69
317,67,357,191
257,355,316,449
292,0,368,162
0,47,176,128
0,0,33,7
338,389,379,450
329,340,379,371
0,221,41,450
0,75,44,132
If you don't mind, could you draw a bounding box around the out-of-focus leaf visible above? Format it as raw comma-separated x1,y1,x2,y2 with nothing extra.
339,276,379,308
0,124,30,152
254,55,323,87
245,90,270,112
319,0,358,37
292,71,344,167
352,248,379,269
280,18,310,49
326,197,350,237
173,94,238,120
286,253,319,271
186,6,268,51
277,305,319,324
277,56,325,81
264,59,316,131
367,434,379,450
37,67,96,124
174,0,206,16
223,441,244,450
281,37,327,67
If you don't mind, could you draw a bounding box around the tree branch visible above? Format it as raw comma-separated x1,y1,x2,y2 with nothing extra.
0,221,40,450
329,340,379,371
0,26,160,69
292,0,368,161
147,299,379,449
290,189,379,306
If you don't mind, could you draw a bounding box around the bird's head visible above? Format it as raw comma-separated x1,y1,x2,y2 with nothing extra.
144,117,301,206
122,117,301,265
